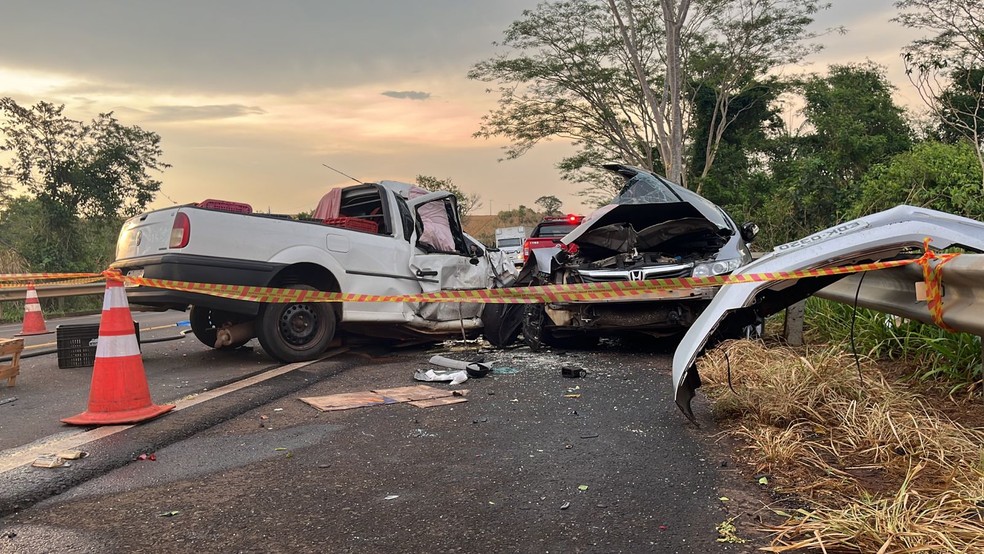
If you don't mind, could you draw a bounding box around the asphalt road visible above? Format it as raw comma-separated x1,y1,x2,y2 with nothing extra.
1,314,768,553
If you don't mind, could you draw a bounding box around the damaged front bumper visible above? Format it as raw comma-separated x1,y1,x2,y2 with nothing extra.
672,205,984,421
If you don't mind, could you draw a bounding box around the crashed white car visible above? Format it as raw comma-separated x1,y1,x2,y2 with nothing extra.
672,205,984,421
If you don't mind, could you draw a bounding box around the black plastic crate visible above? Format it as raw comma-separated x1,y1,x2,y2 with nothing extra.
56,322,140,369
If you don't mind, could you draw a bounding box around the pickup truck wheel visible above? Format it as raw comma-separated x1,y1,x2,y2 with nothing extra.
256,285,335,363
189,306,250,349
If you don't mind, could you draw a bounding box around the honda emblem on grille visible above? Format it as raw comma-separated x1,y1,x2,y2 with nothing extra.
629,270,644,281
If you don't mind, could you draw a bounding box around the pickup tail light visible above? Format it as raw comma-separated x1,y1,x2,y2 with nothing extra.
522,239,531,262
170,212,190,248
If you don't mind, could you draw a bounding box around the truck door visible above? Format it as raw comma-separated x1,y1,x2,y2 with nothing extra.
406,192,490,320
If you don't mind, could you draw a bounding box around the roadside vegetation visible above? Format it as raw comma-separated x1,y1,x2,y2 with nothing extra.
700,334,984,552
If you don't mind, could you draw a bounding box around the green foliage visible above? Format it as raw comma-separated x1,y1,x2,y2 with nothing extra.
0,97,168,220
0,98,166,273
414,174,482,218
805,297,982,392
0,197,120,272
495,205,543,228
857,140,984,220
471,0,828,198
936,67,984,147
751,63,914,244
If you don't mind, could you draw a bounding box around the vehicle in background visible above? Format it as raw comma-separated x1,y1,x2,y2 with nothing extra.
494,226,530,267
112,181,515,363
522,214,584,263
504,164,757,350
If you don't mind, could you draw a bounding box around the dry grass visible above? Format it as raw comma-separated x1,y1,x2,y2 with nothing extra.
0,249,29,274
699,340,984,553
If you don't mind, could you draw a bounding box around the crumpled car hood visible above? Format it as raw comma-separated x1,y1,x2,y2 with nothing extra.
672,205,984,421
563,203,728,251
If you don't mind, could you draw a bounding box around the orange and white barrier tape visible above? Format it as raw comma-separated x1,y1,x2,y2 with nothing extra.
0,240,960,328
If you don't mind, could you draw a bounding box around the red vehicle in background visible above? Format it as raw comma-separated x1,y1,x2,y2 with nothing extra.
522,214,584,263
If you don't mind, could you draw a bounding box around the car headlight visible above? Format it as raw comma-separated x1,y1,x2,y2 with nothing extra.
692,258,743,278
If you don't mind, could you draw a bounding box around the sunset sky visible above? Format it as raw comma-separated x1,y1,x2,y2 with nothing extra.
0,0,924,216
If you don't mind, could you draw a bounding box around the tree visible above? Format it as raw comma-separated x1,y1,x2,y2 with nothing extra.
496,205,544,228
414,175,483,218
534,195,563,215
0,98,169,219
857,140,984,221
895,0,984,185
759,63,913,242
471,0,829,197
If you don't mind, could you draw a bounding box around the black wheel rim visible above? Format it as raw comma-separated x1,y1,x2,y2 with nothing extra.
279,303,320,346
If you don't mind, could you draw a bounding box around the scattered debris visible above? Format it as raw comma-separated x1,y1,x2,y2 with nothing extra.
578,485,589,491
580,433,599,439
561,366,587,378
715,518,746,544
158,511,180,517
31,455,67,468
384,495,400,500
0,396,18,406
429,355,492,377
56,450,88,460
564,394,581,398
560,501,571,510
492,366,520,375
413,368,468,385
136,453,156,461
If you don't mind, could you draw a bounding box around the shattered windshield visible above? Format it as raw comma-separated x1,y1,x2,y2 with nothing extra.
614,172,679,205
610,170,732,231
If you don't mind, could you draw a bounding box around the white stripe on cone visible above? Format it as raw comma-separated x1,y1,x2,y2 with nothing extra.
94,334,141,358
102,285,129,310
24,304,42,312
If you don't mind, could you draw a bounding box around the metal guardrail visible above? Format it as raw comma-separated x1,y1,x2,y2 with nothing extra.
0,283,105,304
816,254,984,337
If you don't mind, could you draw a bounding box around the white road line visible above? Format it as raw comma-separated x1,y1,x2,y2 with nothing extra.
0,348,348,474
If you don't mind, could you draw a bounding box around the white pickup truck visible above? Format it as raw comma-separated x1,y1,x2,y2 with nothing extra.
111,181,514,362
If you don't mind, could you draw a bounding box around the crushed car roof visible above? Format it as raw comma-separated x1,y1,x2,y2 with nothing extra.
672,205,984,421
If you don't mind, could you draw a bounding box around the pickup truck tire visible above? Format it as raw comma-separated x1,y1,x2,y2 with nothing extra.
189,306,251,349
256,285,336,363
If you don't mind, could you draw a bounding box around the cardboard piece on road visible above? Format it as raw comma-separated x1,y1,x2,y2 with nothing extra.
32,455,66,468
371,385,456,403
299,392,391,412
408,395,469,408
301,385,466,412
57,450,88,460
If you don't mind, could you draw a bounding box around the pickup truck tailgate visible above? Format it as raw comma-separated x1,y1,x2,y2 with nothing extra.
116,209,178,260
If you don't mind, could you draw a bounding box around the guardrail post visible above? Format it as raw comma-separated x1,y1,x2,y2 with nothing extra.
784,300,806,346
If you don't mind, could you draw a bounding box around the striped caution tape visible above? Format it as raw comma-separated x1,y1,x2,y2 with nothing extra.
917,238,957,330
96,257,922,305
0,272,102,283
0,276,105,289
0,241,958,328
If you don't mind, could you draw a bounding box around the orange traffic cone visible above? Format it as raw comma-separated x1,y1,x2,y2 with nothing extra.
62,279,174,425
15,283,53,336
